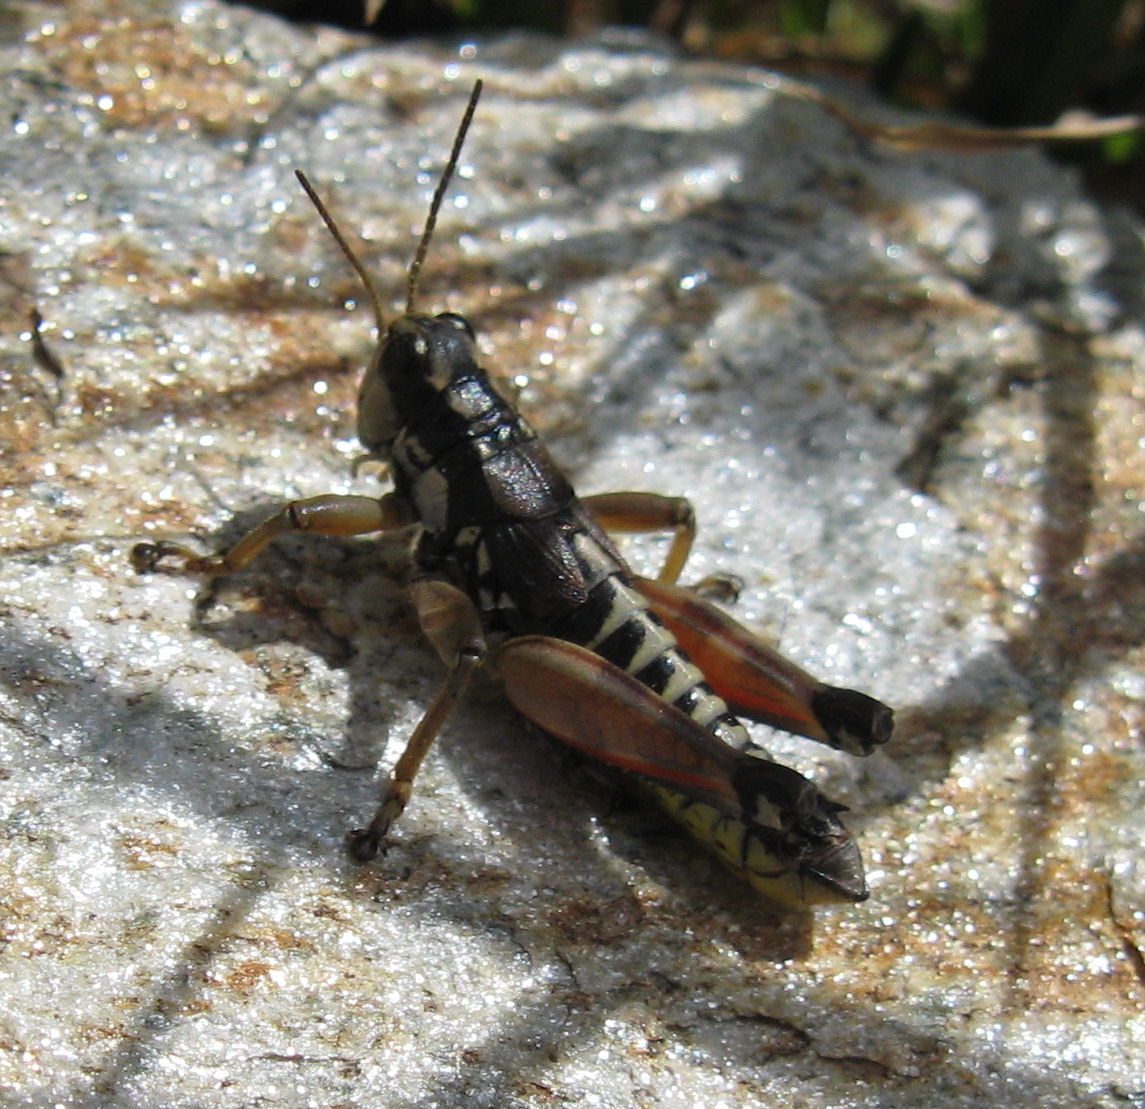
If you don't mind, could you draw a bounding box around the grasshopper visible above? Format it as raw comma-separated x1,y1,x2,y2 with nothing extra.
132,80,893,905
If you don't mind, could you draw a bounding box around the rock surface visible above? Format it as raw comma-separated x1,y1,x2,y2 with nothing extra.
1,2,1143,1106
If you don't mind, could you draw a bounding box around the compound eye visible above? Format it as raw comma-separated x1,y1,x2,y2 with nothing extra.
435,312,475,341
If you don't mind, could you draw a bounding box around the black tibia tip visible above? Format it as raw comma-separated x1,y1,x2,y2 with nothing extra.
347,828,383,864
811,686,895,756
732,758,869,902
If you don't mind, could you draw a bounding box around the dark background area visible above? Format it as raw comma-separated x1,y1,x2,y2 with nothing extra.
242,0,1145,210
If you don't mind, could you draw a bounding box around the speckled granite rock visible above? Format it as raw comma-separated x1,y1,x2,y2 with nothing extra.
1,2,1142,1106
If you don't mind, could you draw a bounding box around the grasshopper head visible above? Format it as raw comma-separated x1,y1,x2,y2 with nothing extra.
295,81,485,464
357,311,479,455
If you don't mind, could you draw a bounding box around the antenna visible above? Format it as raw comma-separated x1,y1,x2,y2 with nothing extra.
295,79,483,330
405,78,483,315
295,168,387,338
